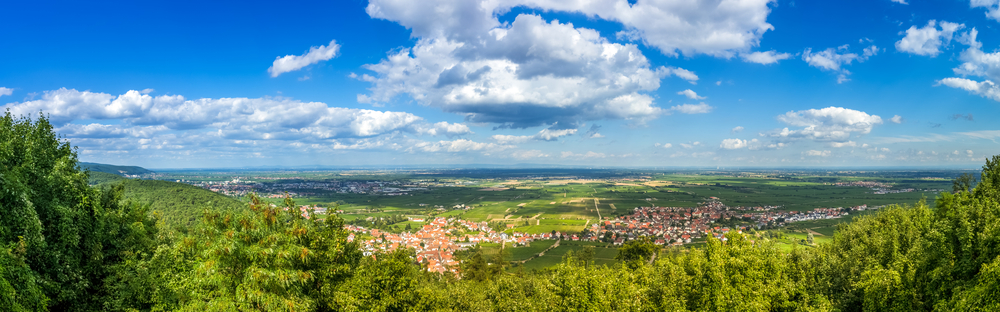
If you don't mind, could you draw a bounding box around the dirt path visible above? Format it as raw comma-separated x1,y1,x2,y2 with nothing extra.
594,198,602,220
518,239,561,263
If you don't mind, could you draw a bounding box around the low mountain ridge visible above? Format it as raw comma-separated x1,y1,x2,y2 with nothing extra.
100,179,246,230
80,162,154,175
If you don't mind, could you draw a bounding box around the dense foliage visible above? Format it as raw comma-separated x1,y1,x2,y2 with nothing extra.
3,113,1000,311
1,112,159,311
103,179,247,231
87,171,125,185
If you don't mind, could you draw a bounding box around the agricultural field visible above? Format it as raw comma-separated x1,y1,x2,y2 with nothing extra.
109,167,964,271
154,168,958,238
472,240,560,263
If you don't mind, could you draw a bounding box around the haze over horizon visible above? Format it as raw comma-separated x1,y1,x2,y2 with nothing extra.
3,0,1000,168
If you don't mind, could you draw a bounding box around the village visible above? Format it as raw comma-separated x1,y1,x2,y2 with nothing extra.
341,197,879,274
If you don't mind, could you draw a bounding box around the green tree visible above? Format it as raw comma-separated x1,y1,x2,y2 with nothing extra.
166,194,362,311
577,246,595,268
953,172,977,193
616,237,658,268
0,112,160,311
331,249,419,311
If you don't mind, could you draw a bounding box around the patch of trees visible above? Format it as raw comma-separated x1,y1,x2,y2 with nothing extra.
101,179,246,232
78,162,153,175
87,171,125,185
348,214,408,230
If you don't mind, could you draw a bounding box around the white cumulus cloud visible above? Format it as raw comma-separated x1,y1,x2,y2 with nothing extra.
491,127,578,144
936,28,1000,101
829,141,857,148
937,78,1000,101
663,67,700,84
731,126,744,133
0,88,485,160
971,0,1000,22
677,89,706,100
268,39,340,77
669,103,713,114
896,20,964,57
721,138,748,149
409,139,511,153
890,115,903,123
802,44,876,83
360,0,776,127
414,121,473,137
740,50,792,64
764,106,882,142
512,149,550,159
359,14,666,127
0,87,12,97
367,0,777,57
804,150,831,157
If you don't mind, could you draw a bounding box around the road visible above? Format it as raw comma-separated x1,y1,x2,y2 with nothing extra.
594,198,602,220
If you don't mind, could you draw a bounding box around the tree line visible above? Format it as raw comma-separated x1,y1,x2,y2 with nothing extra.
2,112,1000,311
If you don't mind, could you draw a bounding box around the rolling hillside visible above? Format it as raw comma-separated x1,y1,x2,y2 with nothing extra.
87,171,126,185
99,179,246,230
80,162,154,175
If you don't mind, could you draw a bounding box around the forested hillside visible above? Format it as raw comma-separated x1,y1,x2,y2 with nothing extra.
87,171,125,185
79,162,153,175
100,179,246,231
3,113,1000,311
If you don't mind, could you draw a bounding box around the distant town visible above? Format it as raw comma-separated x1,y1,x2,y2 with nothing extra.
340,197,880,274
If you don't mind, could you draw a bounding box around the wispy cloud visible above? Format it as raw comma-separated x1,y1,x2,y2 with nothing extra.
268,39,340,77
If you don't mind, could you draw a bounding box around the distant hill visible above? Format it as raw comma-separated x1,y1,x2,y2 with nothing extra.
88,171,126,185
80,162,154,175
99,179,246,231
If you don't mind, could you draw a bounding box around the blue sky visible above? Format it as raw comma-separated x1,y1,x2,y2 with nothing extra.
3,0,1000,168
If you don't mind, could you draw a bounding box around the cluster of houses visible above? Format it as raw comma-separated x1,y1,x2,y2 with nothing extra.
343,217,586,274
194,178,256,197
340,197,887,274
831,181,938,194
832,181,893,188
253,180,417,196
589,198,879,246
345,218,472,274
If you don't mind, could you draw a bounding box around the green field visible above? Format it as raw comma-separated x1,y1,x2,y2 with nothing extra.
470,239,559,262
519,241,620,270
86,168,961,271
148,168,955,243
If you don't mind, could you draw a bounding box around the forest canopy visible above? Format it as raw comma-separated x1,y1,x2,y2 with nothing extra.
2,112,1000,311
